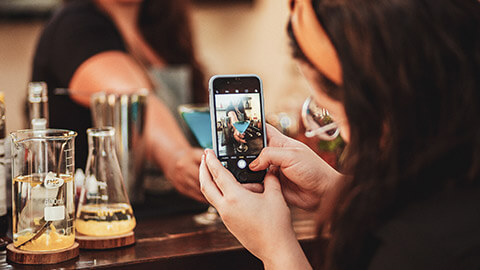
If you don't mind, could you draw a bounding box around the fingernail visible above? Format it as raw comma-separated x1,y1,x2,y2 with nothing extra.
201,154,205,161
249,160,258,168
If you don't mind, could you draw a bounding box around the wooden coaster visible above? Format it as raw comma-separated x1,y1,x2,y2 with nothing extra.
6,242,79,265
76,231,135,249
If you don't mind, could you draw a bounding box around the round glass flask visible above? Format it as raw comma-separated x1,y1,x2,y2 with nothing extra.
76,127,136,236
10,129,77,251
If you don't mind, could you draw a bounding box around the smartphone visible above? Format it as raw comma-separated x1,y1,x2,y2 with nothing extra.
209,74,267,183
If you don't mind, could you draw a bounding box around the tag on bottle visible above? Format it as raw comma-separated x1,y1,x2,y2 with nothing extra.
44,206,65,221
44,171,64,189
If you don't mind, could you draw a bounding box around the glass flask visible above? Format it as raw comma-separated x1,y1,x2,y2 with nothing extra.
10,129,77,251
76,127,136,236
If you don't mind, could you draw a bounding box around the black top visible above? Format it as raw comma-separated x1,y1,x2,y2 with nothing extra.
367,185,480,270
32,0,127,169
226,99,246,122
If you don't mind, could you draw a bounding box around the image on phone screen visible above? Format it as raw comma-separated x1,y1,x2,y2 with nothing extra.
210,75,267,183
215,93,263,156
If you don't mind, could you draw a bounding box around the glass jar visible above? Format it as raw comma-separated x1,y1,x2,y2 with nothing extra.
11,129,76,251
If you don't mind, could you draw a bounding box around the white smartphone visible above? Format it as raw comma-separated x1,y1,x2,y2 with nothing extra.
209,74,267,183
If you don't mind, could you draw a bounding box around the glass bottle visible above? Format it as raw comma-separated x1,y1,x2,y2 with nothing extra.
10,129,77,251
0,92,8,242
76,127,136,237
27,82,49,127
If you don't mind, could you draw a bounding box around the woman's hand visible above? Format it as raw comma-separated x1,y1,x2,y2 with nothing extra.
233,128,247,143
199,149,311,269
249,125,343,210
165,148,206,202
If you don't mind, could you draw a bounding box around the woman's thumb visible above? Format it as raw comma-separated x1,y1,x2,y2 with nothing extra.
250,147,288,171
264,173,282,194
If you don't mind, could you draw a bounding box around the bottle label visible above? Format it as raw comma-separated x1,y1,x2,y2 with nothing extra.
44,206,65,221
0,138,7,216
44,172,64,189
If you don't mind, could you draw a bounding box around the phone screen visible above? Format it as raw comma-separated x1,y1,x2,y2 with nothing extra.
210,75,267,183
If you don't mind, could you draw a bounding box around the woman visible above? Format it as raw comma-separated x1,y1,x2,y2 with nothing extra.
32,0,206,201
199,0,480,269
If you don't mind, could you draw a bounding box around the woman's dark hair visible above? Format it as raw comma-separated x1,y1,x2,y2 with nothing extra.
138,0,206,103
290,0,480,269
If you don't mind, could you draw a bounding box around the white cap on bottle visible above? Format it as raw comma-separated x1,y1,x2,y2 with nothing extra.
31,118,47,130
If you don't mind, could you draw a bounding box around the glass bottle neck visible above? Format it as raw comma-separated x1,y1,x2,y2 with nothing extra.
87,129,116,155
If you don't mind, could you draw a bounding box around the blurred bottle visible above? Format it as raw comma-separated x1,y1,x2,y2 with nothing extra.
0,92,9,246
266,112,299,138
31,118,47,131
27,82,49,127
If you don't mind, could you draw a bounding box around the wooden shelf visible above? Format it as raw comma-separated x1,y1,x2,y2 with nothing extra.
0,209,318,269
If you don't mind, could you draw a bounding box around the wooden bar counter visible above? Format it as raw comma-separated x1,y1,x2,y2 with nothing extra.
0,202,319,269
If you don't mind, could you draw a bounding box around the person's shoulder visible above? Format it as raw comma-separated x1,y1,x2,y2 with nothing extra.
47,0,113,34
33,0,126,88
368,185,480,270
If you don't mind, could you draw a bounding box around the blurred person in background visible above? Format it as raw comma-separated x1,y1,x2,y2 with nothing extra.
226,98,247,146
199,0,480,269
32,0,207,201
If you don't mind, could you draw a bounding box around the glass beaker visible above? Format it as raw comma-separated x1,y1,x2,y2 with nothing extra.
76,127,136,237
11,129,77,251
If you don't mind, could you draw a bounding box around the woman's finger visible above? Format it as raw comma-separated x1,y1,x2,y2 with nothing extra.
266,124,284,139
234,133,247,143
266,124,303,148
249,147,297,171
199,154,223,206
204,149,242,194
263,172,282,195
266,124,290,146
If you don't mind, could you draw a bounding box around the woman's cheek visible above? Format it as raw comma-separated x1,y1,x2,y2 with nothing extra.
339,122,350,143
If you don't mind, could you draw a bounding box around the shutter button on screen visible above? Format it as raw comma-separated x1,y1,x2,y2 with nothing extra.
237,159,247,169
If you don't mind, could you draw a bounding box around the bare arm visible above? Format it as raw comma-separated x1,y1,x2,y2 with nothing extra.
227,111,246,143
70,51,206,201
227,111,239,123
